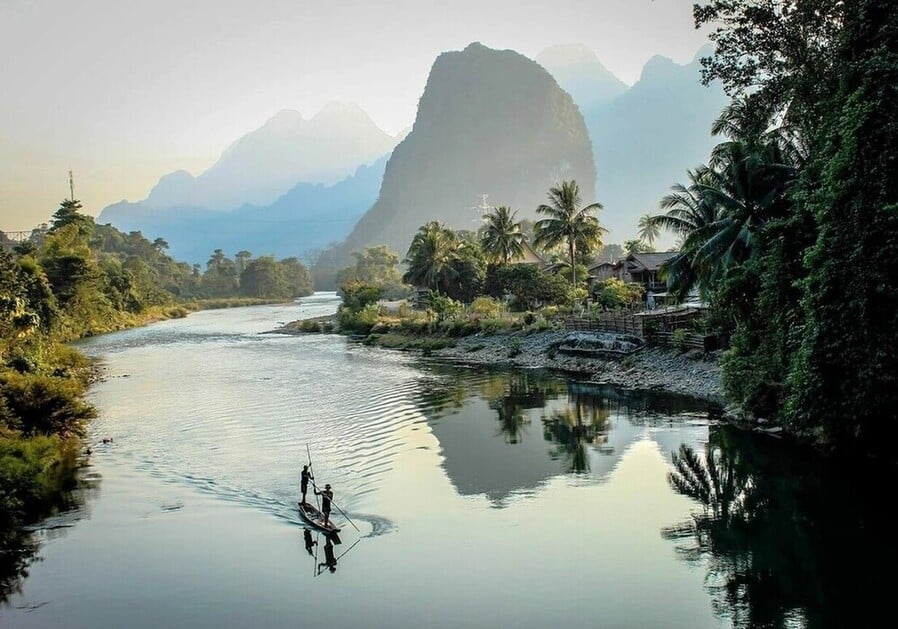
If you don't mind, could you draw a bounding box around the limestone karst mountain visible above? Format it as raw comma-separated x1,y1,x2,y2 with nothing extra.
578,47,728,242
535,44,629,111
328,42,596,268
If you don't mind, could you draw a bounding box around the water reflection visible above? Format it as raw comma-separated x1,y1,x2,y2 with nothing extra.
317,535,338,575
663,426,898,628
419,365,712,504
1,466,98,604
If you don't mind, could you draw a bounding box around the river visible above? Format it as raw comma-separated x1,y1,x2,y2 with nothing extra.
2,293,895,628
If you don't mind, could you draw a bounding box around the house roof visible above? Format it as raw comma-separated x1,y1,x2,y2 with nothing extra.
587,260,619,272
516,240,547,265
625,251,679,272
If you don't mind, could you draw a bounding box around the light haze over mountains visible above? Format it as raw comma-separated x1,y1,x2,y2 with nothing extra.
98,42,726,266
538,44,727,241
142,102,396,210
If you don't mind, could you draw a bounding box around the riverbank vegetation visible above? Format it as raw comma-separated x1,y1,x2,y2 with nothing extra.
1,200,314,541
644,1,898,456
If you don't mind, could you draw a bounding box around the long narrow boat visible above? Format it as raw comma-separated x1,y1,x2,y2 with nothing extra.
298,501,342,534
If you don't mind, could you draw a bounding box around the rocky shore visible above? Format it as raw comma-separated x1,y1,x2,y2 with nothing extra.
431,329,724,403
274,321,724,404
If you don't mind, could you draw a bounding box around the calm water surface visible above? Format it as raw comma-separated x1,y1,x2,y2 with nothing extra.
2,293,895,628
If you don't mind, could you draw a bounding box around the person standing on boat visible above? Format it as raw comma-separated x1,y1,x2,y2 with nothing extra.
315,483,334,527
300,465,313,504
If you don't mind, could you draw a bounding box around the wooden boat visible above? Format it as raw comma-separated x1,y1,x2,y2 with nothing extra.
298,501,342,534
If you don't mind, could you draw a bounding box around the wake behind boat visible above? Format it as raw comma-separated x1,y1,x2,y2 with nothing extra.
298,500,342,534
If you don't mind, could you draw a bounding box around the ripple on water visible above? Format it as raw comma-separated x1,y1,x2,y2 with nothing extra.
83,297,429,532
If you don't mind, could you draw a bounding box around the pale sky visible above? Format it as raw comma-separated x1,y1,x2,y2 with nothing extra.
0,0,707,231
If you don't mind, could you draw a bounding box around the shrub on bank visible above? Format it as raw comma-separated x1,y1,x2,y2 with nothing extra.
470,296,501,319
0,432,80,516
337,303,381,334
0,371,96,437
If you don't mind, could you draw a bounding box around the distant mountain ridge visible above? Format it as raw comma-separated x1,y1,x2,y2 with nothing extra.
538,44,727,243
99,156,387,264
142,102,397,211
99,44,726,272
331,42,596,264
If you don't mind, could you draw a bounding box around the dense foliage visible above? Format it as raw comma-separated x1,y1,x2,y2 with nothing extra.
402,222,486,302
650,1,898,454
336,246,407,300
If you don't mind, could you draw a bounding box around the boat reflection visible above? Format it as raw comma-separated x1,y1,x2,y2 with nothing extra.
317,535,338,575
301,526,362,577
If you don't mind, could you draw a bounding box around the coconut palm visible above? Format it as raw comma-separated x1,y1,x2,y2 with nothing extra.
481,206,526,265
650,97,800,299
402,221,462,294
637,213,660,246
533,180,606,286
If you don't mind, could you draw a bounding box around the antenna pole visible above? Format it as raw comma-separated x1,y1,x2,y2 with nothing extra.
68,170,74,201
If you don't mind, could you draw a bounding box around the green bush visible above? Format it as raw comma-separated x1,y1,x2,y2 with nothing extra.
337,303,381,334
0,371,95,436
508,337,523,357
591,278,645,310
340,280,383,313
671,328,688,352
429,294,463,321
298,319,323,333
470,296,501,319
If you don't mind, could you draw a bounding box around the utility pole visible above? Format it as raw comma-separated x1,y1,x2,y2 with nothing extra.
470,193,492,223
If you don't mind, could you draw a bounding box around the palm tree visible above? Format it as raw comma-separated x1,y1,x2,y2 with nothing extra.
650,168,722,298
481,206,525,265
650,98,800,299
534,180,606,286
402,222,462,293
637,213,660,246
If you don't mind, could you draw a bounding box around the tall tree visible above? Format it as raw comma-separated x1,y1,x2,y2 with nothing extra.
533,180,606,286
481,206,525,265
49,199,93,237
403,222,462,292
637,213,660,246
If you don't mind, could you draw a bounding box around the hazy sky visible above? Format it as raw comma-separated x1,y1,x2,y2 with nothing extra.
1,0,708,230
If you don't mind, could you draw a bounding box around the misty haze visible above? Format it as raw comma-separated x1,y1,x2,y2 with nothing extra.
2,2,897,628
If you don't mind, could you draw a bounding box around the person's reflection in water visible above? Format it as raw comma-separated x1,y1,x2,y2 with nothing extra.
303,529,317,556
317,535,337,574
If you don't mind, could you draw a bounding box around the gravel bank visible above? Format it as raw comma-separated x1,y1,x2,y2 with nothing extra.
431,330,724,403
274,317,724,403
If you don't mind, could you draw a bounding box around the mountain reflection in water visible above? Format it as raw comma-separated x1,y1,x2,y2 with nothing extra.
418,365,714,504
